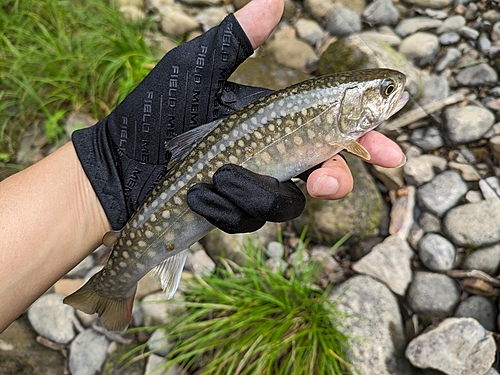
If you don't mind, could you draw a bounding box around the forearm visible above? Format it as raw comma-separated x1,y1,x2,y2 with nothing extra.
0,142,111,332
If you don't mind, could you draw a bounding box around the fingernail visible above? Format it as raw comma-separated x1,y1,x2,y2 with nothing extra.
395,153,407,168
312,174,339,197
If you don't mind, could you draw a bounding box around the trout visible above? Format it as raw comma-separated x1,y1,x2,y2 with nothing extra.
64,68,409,331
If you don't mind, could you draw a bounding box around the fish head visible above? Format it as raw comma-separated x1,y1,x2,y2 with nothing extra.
336,68,409,139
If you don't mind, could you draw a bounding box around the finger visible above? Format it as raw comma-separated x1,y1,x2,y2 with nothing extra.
358,131,406,168
306,155,354,200
235,0,284,49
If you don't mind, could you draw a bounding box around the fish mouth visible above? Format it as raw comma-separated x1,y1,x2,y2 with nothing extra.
388,91,410,118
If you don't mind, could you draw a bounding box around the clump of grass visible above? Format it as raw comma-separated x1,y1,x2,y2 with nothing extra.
0,0,158,159
127,234,353,375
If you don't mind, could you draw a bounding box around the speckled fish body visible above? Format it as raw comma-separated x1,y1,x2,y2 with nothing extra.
64,68,409,330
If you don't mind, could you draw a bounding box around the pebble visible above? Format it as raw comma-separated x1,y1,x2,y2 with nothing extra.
403,0,454,8
455,63,499,86
147,328,173,357
409,127,444,151
27,293,76,344
407,272,461,317
352,235,414,296
437,15,466,33
448,161,481,181
266,241,284,259
266,37,316,71
417,170,468,217
399,32,440,67
362,0,399,26
444,199,500,247
141,292,183,326
455,295,497,331
461,244,500,276
309,246,344,284
186,249,216,277
69,329,109,375
403,156,436,186
329,275,413,374
418,233,456,272
479,177,500,199
325,6,361,37
418,211,441,233
405,318,496,375
434,47,461,72
419,76,450,107
145,354,182,375
294,18,324,46
158,5,200,38
439,31,461,45
395,17,443,38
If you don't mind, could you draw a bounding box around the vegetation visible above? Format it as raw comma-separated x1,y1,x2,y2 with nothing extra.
126,234,353,375
0,0,158,161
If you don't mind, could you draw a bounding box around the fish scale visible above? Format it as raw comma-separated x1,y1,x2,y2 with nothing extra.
64,68,409,331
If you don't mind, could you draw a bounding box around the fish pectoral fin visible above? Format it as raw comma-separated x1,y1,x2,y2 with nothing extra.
152,250,188,299
165,119,223,169
102,230,122,247
63,275,136,332
329,140,371,160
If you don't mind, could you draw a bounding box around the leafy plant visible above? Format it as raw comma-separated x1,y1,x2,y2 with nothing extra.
126,234,354,375
0,0,158,158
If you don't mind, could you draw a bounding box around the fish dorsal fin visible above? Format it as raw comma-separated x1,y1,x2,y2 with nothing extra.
329,140,371,160
165,119,223,169
102,230,121,247
151,250,188,299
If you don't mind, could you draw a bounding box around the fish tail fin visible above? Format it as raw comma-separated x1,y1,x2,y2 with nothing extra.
63,276,136,332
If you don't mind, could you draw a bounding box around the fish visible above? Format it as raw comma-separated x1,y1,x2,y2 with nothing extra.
63,68,409,331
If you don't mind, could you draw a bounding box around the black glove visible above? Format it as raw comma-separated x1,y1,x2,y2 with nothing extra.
187,164,306,234
72,14,305,231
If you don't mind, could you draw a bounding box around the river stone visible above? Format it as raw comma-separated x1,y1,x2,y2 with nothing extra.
325,6,361,37
362,0,399,26
403,0,454,8
399,32,440,67
454,295,497,331
317,33,422,96
352,235,414,296
294,18,324,46
158,5,200,38
443,199,500,247
444,106,495,144
435,47,461,72
141,292,185,326
407,272,460,318
418,233,456,272
145,354,182,375
27,293,76,344
69,329,110,375
147,328,173,357
437,15,466,33
395,17,443,37
265,37,317,71
417,170,467,217
405,317,496,375
329,275,413,375
409,126,444,151
293,154,388,245
461,243,500,275
455,63,498,86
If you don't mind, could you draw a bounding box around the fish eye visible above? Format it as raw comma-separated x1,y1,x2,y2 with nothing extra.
381,79,396,97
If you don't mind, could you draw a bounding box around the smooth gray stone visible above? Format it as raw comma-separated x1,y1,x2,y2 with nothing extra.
69,329,109,375
410,127,444,151
456,63,498,86
362,0,399,26
325,6,361,37
461,243,500,275
399,32,440,67
418,233,456,272
395,17,442,37
455,295,497,331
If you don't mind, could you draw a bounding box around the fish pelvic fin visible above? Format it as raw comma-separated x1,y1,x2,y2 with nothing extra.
63,276,136,332
152,250,188,299
329,140,371,160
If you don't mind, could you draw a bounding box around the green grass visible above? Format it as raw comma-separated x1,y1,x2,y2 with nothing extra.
126,234,354,375
0,0,158,160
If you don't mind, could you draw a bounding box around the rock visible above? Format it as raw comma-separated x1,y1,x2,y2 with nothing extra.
141,292,184,326
27,294,76,344
265,37,317,71
329,275,413,375
444,106,495,144
186,248,215,277
309,246,344,285
388,186,415,239
439,32,461,45
403,0,453,8
147,328,173,357
489,134,500,159
455,295,497,331
434,47,461,72
437,15,466,33
180,0,222,5
443,199,500,247
293,154,388,245
403,155,436,186
461,243,500,275
407,272,460,317
405,318,496,375
303,0,336,21
362,0,399,26
158,5,199,38
370,164,405,190
266,241,284,259
479,177,500,199
265,257,288,274
195,6,228,31
294,18,324,46
317,33,422,96
395,17,442,38
419,76,450,107
399,32,440,67
409,127,444,151
325,6,361,37
418,233,456,272
417,170,468,217
119,5,146,21
145,354,182,375
448,161,482,181
459,25,480,40
418,211,441,233
455,63,498,86
69,329,109,375
352,235,414,296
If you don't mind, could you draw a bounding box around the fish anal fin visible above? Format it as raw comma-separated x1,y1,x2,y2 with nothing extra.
151,250,188,299
102,230,121,247
329,140,371,160
63,275,136,332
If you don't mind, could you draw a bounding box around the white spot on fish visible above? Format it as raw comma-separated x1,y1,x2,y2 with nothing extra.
122,251,130,259
268,124,275,132
126,240,132,247
294,136,303,146
160,192,167,200
174,197,182,205
138,240,147,247
119,262,127,268
145,230,154,239
130,232,136,240
229,155,238,164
